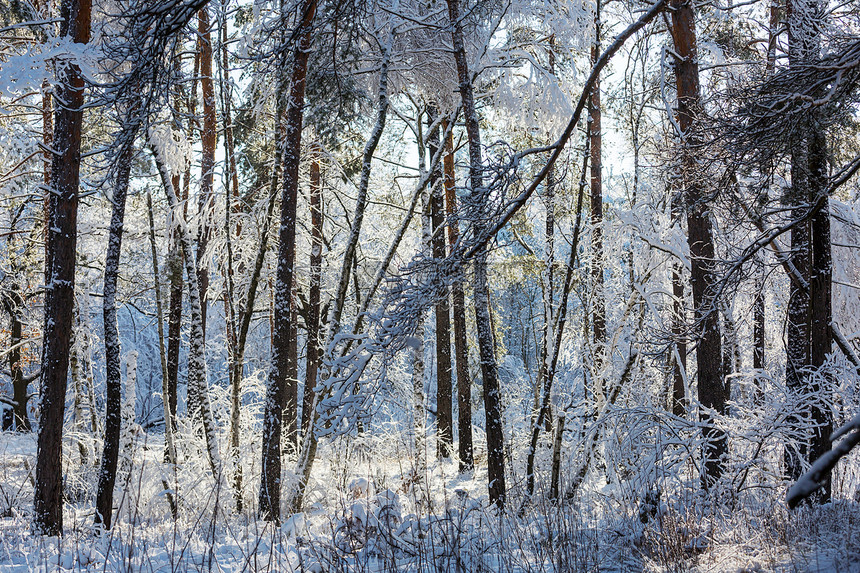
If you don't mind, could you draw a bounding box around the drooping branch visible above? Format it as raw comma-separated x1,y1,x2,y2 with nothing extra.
462,0,667,260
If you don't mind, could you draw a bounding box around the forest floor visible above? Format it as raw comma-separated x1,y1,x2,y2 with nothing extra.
0,430,859,572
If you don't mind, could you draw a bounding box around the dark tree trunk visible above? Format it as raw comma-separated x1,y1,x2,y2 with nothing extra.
302,147,322,442
784,0,813,487
753,263,765,373
589,3,606,383
671,190,687,416
447,0,506,508
549,412,564,500
165,232,182,424
4,284,30,432
428,108,453,460
33,0,91,536
259,0,317,524
785,146,811,480
669,0,727,488
443,124,473,472
285,279,299,452
287,26,389,516
42,85,53,289
807,125,832,502
782,0,832,503
95,123,138,530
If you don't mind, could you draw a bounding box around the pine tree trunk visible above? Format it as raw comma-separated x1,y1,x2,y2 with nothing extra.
669,0,727,488
784,0,813,485
165,239,182,425
808,124,832,501
589,3,606,391
285,279,299,452
671,190,687,416
4,283,30,432
783,0,832,503
549,410,564,501
443,124,474,473
195,7,217,340
95,123,138,530
147,190,177,516
302,147,323,442
287,27,389,516
447,0,506,509
753,262,765,373
259,0,317,523
34,0,90,536
428,107,453,460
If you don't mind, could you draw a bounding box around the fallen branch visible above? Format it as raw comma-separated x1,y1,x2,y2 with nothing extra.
787,414,860,508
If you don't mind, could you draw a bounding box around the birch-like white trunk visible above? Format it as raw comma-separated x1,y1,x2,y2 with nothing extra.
150,133,220,479
118,351,138,485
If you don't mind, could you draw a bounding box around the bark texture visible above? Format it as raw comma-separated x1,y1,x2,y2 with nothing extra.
589,4,606,388
447,0,506,508
784,0,832,503
669,0,727,488
34,0,91,536
259,0,317,523
95,124,138,530
428,108,453,460
443,124,473,472
195,7,217,340
302,146,323,441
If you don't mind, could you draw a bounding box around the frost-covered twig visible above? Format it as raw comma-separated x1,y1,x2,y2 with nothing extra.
148,130,221,480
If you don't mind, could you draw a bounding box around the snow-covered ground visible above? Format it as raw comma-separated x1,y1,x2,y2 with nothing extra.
1,430,859,572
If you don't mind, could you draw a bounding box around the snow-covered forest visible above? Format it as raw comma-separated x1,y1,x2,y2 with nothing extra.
1,0,860,569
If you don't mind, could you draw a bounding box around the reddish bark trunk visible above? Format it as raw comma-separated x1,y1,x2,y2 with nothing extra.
196,7,217,339
442,125,473,472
